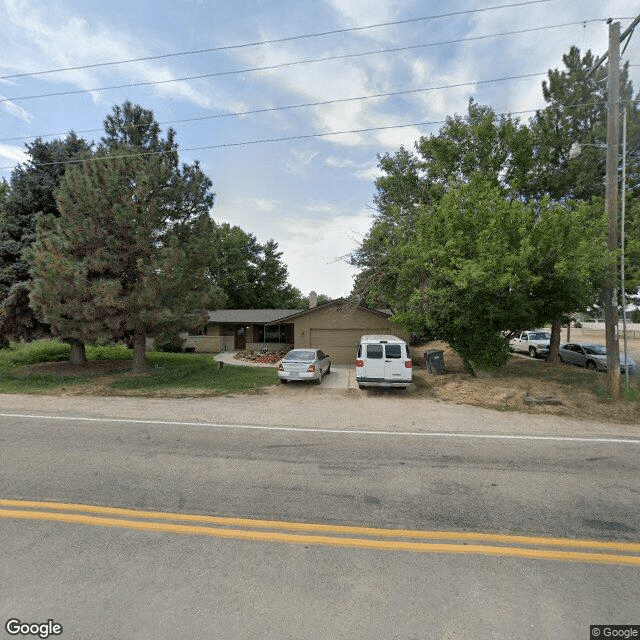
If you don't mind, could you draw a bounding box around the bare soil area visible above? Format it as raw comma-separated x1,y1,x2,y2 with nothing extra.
407,340,640,425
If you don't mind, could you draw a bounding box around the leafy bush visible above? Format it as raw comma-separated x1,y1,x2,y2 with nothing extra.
0,339,70,369
153,332,185,353
86,344,132,360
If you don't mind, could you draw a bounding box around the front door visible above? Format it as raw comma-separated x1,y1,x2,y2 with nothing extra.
234,325,246,350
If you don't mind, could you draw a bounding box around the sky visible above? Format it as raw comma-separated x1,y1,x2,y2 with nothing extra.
1,0,639,301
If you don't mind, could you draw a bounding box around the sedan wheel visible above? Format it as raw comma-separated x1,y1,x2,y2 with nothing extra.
585,360,597,371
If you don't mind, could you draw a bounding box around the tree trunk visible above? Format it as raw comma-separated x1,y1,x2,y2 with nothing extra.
69,339,87,364
547,318,562,363
133,321,147,373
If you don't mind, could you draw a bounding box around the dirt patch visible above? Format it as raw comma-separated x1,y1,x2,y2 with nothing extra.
409,341,640,425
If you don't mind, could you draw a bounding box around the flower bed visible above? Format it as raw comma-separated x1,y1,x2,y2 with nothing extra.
233,350,287,364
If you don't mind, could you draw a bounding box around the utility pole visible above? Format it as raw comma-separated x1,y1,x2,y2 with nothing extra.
603,19,620,398
588,14,640,397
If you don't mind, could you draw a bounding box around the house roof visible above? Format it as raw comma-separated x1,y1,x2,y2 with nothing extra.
207,309,301,324
266,299,393,324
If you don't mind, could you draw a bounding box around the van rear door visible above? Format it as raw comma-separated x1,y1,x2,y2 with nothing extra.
364,343,385,380
384,343,411,382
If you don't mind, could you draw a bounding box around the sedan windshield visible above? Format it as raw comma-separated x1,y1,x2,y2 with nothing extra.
283,350,316,361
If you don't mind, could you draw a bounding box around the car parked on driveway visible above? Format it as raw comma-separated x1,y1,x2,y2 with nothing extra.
509,330,551,358
277,349,331,384
559,342,637,374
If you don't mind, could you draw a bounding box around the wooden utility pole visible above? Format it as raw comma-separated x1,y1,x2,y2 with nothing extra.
603,20,621,398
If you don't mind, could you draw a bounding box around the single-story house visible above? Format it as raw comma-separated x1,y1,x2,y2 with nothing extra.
181,308,300,353
182,299,409,364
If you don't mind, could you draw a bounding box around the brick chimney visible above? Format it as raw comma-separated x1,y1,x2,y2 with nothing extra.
309,291,318,309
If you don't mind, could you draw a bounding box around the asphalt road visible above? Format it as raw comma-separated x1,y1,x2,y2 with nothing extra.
1,393,639,639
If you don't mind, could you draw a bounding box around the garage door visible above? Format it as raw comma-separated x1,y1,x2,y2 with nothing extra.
309,329,364,364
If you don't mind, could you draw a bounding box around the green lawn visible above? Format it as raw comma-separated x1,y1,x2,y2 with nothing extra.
0,339,277,395
110,352,277,393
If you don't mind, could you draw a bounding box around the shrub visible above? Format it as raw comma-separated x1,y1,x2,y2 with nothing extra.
153,332,185,353
0,339,70,368
86,344,132,360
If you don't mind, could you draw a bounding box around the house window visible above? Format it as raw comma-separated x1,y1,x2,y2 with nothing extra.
265,325,281,343
192,324,207,336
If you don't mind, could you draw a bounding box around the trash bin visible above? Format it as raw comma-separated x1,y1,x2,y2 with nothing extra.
424,349,446,374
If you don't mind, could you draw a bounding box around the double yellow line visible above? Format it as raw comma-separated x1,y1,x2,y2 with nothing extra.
2,499,640,566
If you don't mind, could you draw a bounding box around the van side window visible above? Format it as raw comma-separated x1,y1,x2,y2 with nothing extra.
367,345,383,359
385,344,402,358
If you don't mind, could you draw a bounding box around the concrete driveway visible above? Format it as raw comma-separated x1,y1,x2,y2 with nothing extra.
214,351,358,389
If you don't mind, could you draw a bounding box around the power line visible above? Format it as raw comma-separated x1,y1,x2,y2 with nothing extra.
0,0,556,81
0,71,550,144
0,20,607,105
0,102,612,172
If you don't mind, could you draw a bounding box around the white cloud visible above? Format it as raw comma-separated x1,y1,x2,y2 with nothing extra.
324,0,416,41
0,143,27,165
0,0,224,110
304,201,335,214
276,207,374,297
325,155,379,181
285,148,319,175
0,95,32,123
251,198,282,212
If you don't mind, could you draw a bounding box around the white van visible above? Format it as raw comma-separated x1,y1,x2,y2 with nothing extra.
355,335,413,389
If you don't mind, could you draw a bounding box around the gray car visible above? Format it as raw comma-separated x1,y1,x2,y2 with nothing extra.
559,342,637,374
277,349,331,384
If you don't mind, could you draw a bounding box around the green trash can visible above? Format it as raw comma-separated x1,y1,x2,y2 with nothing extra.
424,349,446,374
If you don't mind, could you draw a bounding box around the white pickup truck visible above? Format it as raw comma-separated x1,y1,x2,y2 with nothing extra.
509,330,551,358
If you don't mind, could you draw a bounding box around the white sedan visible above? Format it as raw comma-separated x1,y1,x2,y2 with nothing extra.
277,349,331,384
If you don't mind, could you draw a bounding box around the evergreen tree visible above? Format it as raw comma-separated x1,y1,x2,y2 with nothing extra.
0,134,92,356
30,104,216,372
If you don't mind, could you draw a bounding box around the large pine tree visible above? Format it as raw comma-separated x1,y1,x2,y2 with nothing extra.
30,104,216,372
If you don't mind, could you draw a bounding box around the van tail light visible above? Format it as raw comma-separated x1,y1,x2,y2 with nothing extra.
355,359,364,368
307,365,316,372
404,360,413,368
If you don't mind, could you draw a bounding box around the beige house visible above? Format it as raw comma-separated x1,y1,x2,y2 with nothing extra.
183,299,408,365
181,309,299,353
269,300,409,364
